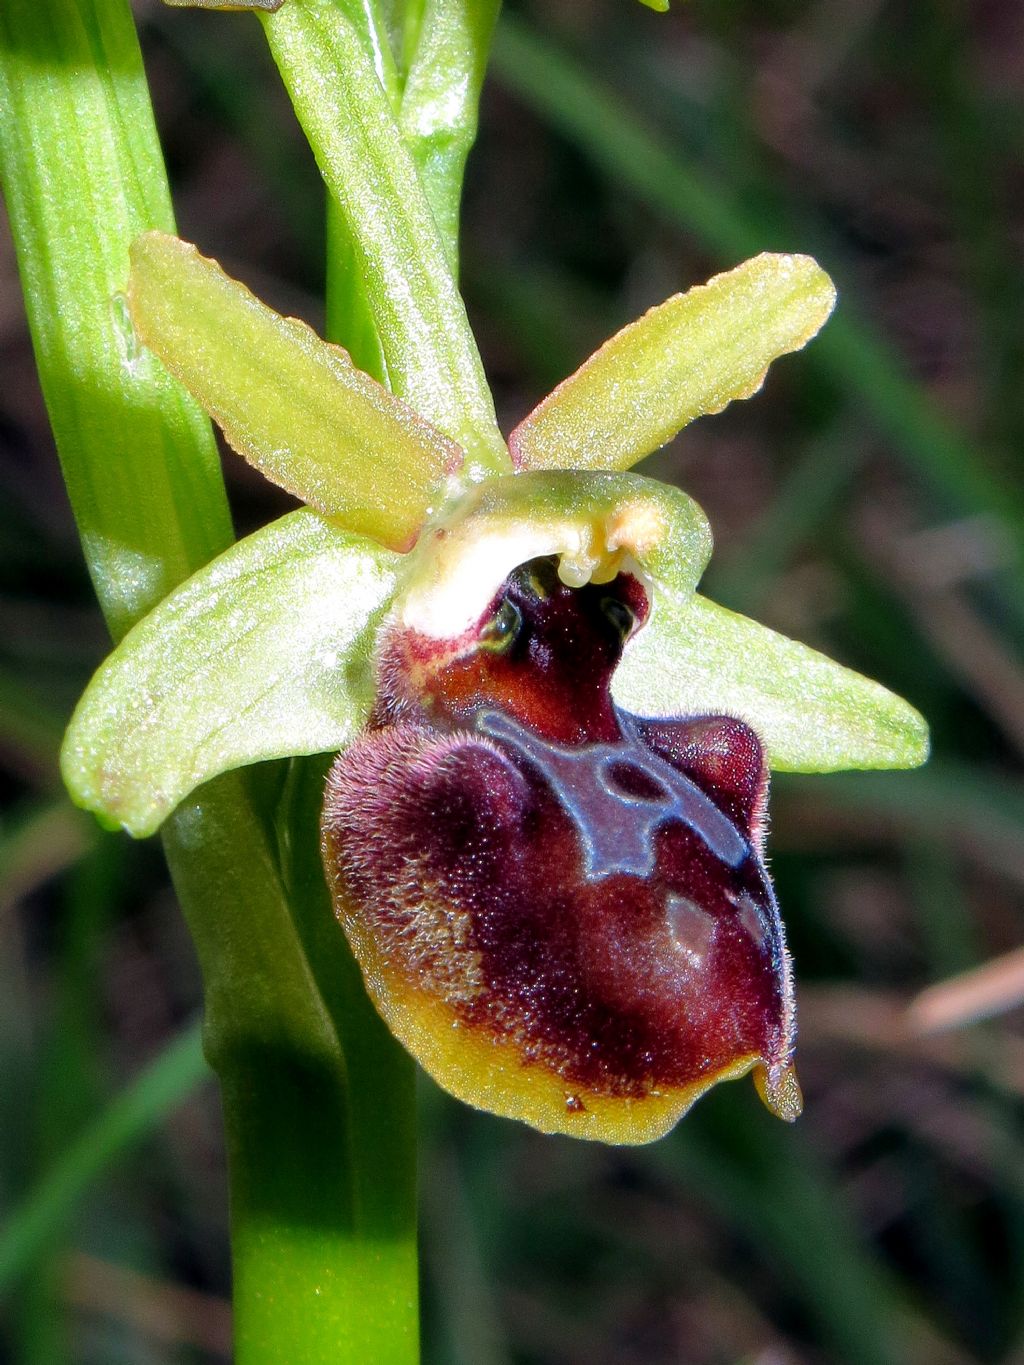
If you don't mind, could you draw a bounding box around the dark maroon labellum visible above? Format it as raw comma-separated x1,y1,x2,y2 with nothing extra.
322,558,799,1142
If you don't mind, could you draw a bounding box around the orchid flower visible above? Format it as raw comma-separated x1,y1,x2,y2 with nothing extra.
61,232,927,1144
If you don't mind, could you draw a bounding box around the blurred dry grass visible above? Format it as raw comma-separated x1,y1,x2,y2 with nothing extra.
2,0,1024,1361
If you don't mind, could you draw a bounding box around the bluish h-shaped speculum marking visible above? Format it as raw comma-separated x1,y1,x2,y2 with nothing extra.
477,709,749,882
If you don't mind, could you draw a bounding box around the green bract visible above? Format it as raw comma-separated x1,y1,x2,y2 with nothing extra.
261,0,508,476
61,234,928,839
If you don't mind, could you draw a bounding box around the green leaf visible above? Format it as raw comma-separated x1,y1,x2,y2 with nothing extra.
261,0,510,477
614,591,929,772
510,253,836,474
0,0,232,641
129,232,463,552
5,0,419,1346
62,511,401,837
0,1021,208,1292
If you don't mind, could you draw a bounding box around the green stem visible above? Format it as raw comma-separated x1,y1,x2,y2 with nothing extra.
326,195,390,384
165,771,418,1362
0,0,231,642
311,4,509,1346
1,0,417,1358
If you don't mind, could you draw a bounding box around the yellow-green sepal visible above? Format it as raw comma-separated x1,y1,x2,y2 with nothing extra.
615,591,929,771
128,232,464,552
61,510,401,838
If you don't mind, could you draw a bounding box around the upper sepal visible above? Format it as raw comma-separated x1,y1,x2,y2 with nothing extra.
62,510,400,837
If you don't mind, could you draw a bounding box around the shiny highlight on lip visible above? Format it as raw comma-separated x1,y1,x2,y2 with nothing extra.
475,708,748,880
322,557,800,1143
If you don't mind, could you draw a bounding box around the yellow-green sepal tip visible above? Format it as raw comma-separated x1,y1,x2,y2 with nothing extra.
128,232,463,553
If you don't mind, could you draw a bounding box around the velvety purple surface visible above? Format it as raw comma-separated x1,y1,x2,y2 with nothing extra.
324,560,794,1100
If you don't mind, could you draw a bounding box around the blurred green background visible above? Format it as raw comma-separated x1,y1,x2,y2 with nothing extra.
2,0,1024,1360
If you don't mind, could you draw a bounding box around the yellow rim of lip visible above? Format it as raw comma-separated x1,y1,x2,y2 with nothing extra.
329,872,790,1144
374,967,766,1143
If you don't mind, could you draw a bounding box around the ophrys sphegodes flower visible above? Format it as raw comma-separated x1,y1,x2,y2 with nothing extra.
62,235,927,1141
